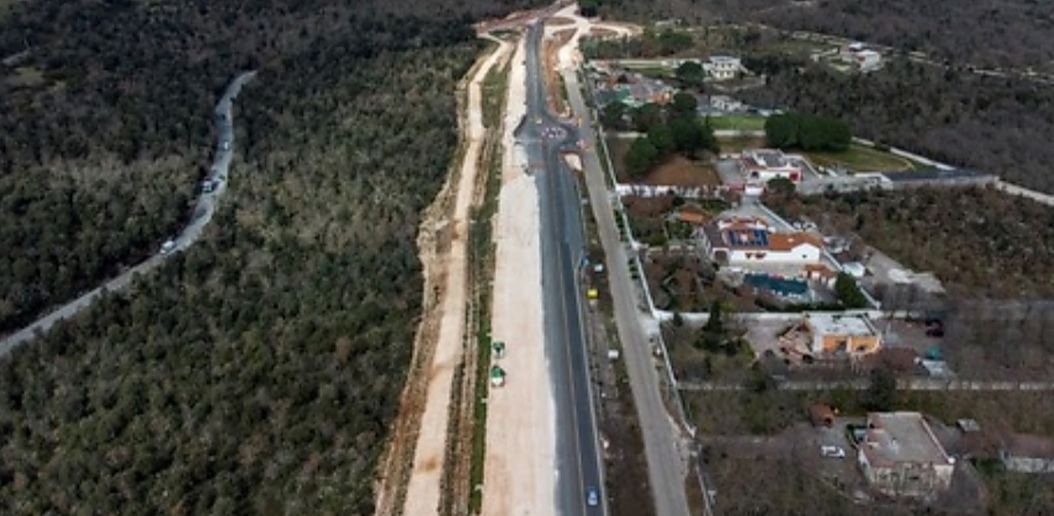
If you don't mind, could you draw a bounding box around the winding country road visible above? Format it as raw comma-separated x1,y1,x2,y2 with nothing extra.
0,71,257,357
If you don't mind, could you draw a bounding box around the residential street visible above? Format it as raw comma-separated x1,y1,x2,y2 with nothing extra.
561,38,694,516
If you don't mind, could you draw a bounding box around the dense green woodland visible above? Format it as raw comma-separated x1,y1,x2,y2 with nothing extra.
0,0,521,331
0,0,537,513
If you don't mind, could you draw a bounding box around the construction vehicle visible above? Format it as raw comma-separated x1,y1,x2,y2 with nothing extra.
490,365,506,387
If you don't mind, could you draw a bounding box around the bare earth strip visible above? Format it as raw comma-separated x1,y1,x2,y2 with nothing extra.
374,37,511,516
480,35,558,516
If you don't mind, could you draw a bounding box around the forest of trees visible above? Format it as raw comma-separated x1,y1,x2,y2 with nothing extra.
0,0,534,513
764,112,851,152
0,0,525,332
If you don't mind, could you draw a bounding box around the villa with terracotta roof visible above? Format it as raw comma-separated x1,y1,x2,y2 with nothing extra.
674,210,709,226
700,217,824,265
803,263,839,287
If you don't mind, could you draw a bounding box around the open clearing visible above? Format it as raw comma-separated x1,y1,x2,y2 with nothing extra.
707,115,766,131
606,136,721,187
717,135,768,154
642,156,722,187
5,66,45,88
805,144,916,172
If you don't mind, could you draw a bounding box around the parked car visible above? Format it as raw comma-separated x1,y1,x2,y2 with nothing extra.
926,328,945,338
821,445,846,458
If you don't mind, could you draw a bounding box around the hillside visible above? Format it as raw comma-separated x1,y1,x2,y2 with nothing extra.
764,187,1054,299
0,0,536,513
739,59,1054,193
0,0,527,333
592,0,1054,69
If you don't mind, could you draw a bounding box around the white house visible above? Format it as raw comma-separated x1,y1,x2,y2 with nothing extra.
708,94,745,113
701,217,823,265
855,50,882,70
842,43,882,71
740,149,804,183
704,55,743,81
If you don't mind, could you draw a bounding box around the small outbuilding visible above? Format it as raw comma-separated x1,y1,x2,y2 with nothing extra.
843,262,867,278
1000,434,1054,473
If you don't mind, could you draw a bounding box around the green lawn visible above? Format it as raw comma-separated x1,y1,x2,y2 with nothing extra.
716,135,766,154
706,115,766,131
805,144,917,173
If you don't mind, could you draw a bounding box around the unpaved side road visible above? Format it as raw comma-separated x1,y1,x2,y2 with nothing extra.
374,37,512,516
480,34,558,516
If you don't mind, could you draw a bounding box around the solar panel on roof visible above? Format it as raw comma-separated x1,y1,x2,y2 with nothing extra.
755,230,769,247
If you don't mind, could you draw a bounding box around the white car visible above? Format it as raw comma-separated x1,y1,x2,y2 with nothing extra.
159,240,177,255
821,445,846,458
586,486,599,507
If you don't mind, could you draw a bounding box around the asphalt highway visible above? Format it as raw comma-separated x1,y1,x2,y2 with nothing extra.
0,71,257,357
518,21,607,516
561,64,694,516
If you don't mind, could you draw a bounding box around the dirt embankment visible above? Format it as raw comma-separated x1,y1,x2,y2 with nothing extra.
373,36,512,516
543,29,576,116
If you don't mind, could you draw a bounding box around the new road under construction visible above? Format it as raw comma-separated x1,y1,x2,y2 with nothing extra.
376,3,694,515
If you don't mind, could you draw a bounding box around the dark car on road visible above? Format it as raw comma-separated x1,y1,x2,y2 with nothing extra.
925,319,945,337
